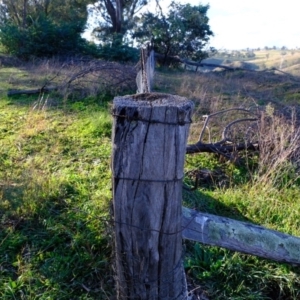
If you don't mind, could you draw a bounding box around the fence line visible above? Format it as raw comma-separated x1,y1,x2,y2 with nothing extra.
136,45,155,93
110,46,300,299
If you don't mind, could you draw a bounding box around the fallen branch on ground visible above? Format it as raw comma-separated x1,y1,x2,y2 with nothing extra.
7,87,57,96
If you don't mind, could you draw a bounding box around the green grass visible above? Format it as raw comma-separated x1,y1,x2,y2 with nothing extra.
183,151,300,299
0,92,113,299
1,60,300,299
185,243,300,299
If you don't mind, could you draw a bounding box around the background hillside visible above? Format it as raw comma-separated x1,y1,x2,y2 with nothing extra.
202,48,300,76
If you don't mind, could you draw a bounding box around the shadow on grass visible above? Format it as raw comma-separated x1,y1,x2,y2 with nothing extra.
0,183,113,299
2,182,300,299
183,186,253,223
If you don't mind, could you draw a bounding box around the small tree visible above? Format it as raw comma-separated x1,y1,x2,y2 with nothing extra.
133,1,213,65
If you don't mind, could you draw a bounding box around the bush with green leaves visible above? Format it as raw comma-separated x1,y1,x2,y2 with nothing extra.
0,17,93,59
97,43,139,62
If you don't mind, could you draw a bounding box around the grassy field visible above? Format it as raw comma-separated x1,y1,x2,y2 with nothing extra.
249,50,300,75
207,49,300,76
1,57,300,299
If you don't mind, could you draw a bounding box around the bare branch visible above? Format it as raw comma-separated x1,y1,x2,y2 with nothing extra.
186,141,259,155
187,107,259,157
7,87,57,96
199,108,256,142
222,117,258,141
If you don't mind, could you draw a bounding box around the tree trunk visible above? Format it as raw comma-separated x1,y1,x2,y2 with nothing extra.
182,207,300,265
22,0,27,28
112,93,194,299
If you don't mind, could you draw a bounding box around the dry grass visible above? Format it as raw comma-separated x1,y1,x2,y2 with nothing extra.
250,50,300,73
4,56,137,101
256,106,300,186
157,68,300,115
155,68,300,189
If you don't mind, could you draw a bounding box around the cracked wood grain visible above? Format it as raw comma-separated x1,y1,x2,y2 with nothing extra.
112,93,194,300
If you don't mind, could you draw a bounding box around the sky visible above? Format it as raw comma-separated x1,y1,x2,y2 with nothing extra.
157,0,300,50
84,0,300,50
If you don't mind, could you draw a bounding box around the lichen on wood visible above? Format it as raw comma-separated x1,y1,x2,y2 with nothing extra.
182,207,300,265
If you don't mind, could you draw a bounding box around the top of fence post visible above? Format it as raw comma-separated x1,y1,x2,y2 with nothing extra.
136,43,155,94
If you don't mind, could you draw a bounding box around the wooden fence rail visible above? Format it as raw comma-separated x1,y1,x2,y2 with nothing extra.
182,207,300,266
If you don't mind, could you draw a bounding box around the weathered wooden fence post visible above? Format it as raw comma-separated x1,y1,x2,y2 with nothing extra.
112,93,194,299
136,46,155,94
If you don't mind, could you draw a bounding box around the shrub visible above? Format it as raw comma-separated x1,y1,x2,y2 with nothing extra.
0,17,91,59
97,44,139,62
